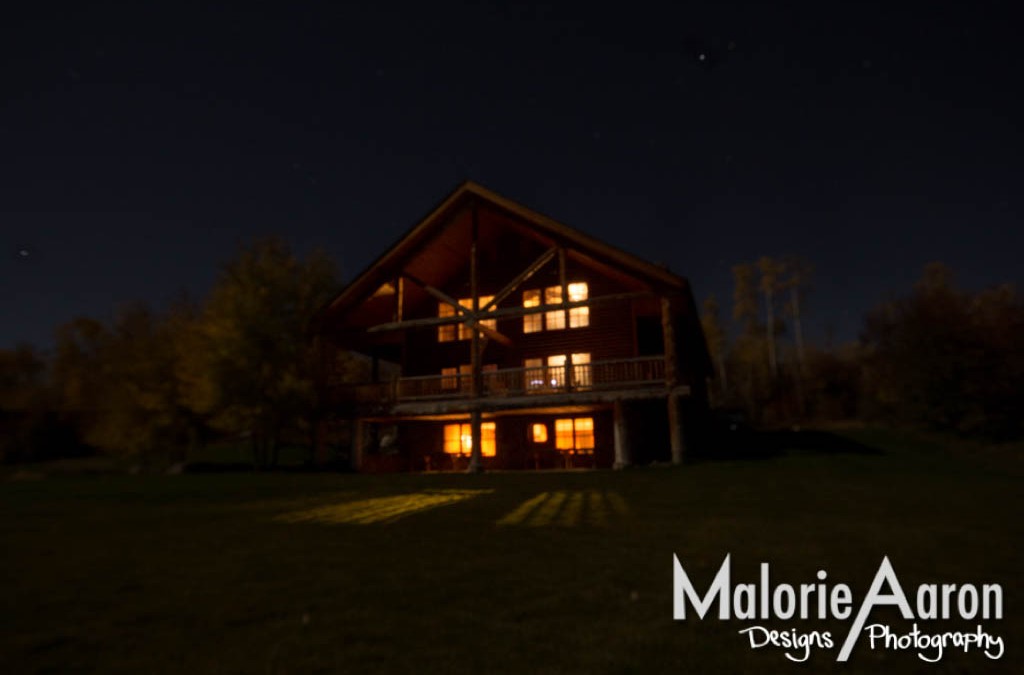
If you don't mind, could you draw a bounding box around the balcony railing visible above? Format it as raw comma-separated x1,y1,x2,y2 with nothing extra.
331,356,666,405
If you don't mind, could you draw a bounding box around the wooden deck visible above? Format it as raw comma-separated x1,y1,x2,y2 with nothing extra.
329,356,669,411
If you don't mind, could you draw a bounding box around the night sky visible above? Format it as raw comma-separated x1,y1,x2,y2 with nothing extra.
3,1,1021,350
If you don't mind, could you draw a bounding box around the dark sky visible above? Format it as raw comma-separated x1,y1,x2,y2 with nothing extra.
3,1,1021,350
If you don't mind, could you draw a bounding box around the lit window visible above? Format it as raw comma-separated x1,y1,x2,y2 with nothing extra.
525,358,545,391
525,353,590,391
554,417,595,454
574,417,595,450
571,352,592,388
441,367,459,390
442,364,495,392
554,419,574,450
521,282,589,332
522,289,542,333
457,296,496,340
531,423,548,443
545,286,565,330
438,298,498,342
567,282,588,301
547,354,567,388
438,303,456,342
443,422,496,457
568,282,589,327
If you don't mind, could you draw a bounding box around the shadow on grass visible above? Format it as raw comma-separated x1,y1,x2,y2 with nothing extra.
707,429,883,461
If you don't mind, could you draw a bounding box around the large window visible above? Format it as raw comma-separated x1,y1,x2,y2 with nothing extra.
567,282,589,328
570,352,591,387
522,290,542,333
554,417,595,453
437,296,497,342
443,422,496,457
438,303,456,342
522,282,589,333
545,286,566,330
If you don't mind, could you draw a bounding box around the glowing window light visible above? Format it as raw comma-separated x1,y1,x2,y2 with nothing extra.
523,289,542,333
437,296,497,342
441,366,459,390
437,303,456,342
525,357,545,391
547,354,567,387
568,282,589,327
545,286,565,330
554,417,595,453
531,423,548,443
571,352,592,388
458,296,496,340
567,282,588,302
443,422,496,456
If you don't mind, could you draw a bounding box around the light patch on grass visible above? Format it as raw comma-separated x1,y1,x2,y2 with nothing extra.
497,490,627,527
495,492,550,526
558,491,584,526
587,490,608,525
236,492,357,513
276,489,493,525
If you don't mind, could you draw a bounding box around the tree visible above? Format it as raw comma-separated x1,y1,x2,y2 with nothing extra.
180,238,341,467
700,295,729,401
731,263,758,333
0,344,50,462
781,256,813,371
860,262,1024,438
757,256,785,377
51,304,200,463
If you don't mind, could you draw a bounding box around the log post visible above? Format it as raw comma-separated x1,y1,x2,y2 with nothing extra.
613,400,631,469
351,419,365,471
467,203,485,473
662,295,686,464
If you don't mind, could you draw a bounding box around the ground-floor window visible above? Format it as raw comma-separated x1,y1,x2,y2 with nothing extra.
554,417,595,454
531,423,548,443
443,422,496,457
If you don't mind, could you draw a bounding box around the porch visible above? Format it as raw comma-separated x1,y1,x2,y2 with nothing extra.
330,355,668,406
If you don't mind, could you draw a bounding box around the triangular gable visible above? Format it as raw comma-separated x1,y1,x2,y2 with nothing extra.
319,181,692,325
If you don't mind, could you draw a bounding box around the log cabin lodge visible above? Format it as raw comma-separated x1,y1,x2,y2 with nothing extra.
315,182,712,471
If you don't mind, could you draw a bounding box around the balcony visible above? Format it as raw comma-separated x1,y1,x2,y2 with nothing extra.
330,356,667,407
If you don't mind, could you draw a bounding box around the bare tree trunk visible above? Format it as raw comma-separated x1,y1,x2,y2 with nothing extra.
791,287,806,416
791,287,805,369
765,286,777,376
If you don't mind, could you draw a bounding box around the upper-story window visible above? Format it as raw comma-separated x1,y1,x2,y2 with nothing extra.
437,296,496,342
523,282,589,333
523,290,542,333
524,352,591,391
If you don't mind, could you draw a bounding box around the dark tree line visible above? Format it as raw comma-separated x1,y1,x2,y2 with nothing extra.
861,263,1024,439
3,249,1022,466
703,259,1023,440
1,238,348,467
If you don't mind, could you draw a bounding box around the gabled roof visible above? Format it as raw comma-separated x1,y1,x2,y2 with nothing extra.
319,181,692,326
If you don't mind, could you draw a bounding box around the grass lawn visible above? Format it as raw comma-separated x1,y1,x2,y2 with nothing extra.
2,428,1022,674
